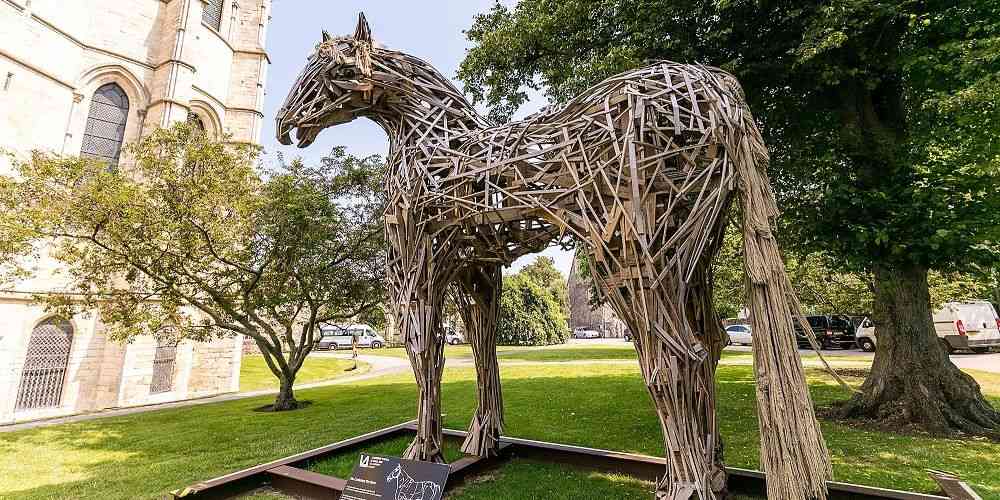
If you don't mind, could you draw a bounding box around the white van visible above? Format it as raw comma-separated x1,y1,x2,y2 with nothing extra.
854,301,999,354
934,301,1000,353
316,324,385,350
855,318,876,351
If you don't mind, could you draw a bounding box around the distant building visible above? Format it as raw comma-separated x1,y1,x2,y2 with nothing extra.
567,253,627,338
0,0,271,424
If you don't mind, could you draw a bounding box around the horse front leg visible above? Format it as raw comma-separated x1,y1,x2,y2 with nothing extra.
453,265,504,456
402,292,446,463
388,226,450,463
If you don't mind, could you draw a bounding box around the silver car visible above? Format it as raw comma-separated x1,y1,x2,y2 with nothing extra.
725,324,752,346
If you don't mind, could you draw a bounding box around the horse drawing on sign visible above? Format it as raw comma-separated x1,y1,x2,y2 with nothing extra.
386,464,441,500
277,13,832,500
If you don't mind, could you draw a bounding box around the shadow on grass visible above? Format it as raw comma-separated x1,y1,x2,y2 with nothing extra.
1,365,998,499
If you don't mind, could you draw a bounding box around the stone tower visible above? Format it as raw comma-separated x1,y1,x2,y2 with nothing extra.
0,0,272,424
0,0,272,166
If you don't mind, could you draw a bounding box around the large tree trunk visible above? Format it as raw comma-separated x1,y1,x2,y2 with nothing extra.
273,374,299,411
837,264,1000,437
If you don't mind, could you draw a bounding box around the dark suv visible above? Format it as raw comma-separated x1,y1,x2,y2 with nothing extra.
794,314,855,349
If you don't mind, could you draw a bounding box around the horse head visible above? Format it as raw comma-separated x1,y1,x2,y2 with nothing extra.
276,13,380,147
386,463,401,482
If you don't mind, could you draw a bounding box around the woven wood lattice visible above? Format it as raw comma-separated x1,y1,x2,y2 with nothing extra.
452,265,504,457
277,14,831,500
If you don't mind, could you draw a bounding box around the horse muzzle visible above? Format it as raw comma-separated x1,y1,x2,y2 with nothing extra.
275,110,322,148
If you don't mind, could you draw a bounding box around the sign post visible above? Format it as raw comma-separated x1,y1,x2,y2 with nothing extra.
342,453,450,500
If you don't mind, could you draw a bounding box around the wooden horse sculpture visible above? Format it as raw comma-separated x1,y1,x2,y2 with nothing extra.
277,14,832,500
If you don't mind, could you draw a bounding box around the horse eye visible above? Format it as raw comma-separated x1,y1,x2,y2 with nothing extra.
342,68,356,79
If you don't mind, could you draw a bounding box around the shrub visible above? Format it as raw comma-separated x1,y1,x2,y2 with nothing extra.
497,273,570,345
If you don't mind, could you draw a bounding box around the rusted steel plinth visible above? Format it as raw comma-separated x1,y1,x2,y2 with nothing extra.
172,421,967,500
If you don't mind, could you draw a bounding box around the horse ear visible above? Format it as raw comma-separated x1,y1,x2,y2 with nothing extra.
354,12,372,43
322,30,331,42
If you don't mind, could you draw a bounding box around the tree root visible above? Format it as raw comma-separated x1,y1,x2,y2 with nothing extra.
832,370,1000,440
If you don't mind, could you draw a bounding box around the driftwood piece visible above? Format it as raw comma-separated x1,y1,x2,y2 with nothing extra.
927,470,984,500
276,13,831,500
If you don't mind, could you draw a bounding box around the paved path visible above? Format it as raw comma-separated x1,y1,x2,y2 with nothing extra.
951,352,1000,373
728,345,999,373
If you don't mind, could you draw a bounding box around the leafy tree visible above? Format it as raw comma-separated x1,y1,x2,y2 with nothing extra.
358,304,388,333
459,0,1000,436
714,224,989,318
710,224,745,319
0,172,37,285
4,124,385,411
519,256,570,322
571,248,604,309
498,272,570,345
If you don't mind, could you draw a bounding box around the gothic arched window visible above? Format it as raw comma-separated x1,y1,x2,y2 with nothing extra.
15,318,74,410
203,0,224,31
150,338,178,394
80,83,129,166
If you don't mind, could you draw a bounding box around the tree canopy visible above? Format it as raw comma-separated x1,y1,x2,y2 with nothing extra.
460,0,1000,272
712,223,995,317
4,124,386,410
459,0,1000,435
498,265,570,346
518,255,570,322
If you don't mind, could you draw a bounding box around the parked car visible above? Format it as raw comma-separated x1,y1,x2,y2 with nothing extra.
934,301,1000,354
794,314,855,349
573,328,601,339
725,324,752,346
854,301,1000,354
855,317,876,352
315,324,385,350
445,330,465,345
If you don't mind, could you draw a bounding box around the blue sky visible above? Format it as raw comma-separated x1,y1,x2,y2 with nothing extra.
261,1,574,276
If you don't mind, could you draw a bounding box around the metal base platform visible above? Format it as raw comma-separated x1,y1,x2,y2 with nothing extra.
172,420,962,500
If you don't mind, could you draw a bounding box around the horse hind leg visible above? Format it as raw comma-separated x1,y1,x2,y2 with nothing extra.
588,250,720,499
453,265,504,457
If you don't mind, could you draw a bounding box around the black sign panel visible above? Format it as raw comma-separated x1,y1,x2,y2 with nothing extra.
342,453,450,500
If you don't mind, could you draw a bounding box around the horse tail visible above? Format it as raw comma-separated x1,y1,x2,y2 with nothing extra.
722,73,833,500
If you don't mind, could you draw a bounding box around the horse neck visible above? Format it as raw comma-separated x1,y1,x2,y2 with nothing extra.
371,53,488,155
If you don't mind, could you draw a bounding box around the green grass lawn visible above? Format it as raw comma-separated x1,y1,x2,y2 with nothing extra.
492,343,875,366
239,354,370,391
498,342,636,362
303,435,466,477
1,362,998,499
372,344,477,358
